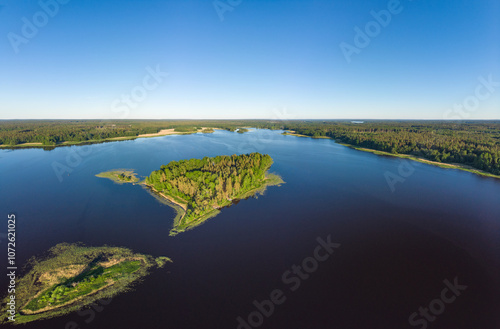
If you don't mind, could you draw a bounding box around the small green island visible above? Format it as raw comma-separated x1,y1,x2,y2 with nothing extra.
96,169,140,184
0,243,170,325
97,153,283,235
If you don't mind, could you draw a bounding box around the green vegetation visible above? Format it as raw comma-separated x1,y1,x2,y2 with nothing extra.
145,153,283,235
154,256,171,268
0,120,268,147
173,126,198,133
0,243,170,324
96,169,140,184
237,128,249,134
283,121,500,176
24,261,141,312
340,144,500,179
2,119,498,178
0,120,159,146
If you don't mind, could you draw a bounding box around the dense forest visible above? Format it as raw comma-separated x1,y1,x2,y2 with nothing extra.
1,119,499,175
284,121,500,175
145,153,277,226
0,120,262,145
0,120,157,145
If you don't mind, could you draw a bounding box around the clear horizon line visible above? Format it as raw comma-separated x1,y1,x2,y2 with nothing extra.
1,118,499,121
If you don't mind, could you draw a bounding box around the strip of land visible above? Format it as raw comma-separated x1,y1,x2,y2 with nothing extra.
148,185,188,211
137,127,216,137
340,144,500,179
0,126,217,149
282,130,500,179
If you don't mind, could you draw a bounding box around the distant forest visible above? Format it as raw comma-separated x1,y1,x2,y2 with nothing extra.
1,119,499,175
286,121,500,175
0,120,265,145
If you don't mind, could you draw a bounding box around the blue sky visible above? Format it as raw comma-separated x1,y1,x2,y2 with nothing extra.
0,0,498,119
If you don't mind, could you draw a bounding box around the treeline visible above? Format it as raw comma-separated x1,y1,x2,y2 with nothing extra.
0,120,267,145
0,121,159,145
2,119,499,176
146,153,273,221
285,121,500,175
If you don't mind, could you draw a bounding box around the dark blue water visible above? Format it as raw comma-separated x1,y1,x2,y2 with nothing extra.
1,129,499,329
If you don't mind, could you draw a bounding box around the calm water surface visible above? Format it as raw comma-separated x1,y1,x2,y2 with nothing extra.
1,129,499,329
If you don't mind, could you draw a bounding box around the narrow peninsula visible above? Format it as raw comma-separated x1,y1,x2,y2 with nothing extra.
0,243,170,325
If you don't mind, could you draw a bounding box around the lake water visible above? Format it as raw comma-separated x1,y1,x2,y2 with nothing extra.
1,129,499,329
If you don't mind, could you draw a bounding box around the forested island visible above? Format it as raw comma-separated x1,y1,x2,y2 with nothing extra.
2,119,499,177
95,153,283,235
0,243,170,324
145,153,283,235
